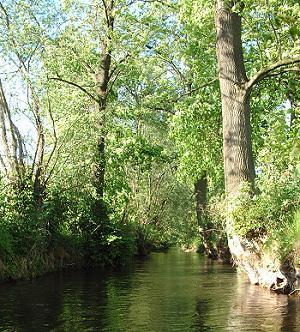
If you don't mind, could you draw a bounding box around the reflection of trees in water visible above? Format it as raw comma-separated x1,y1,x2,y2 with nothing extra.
0,273,64,330
0,268,136,331
122,251,208,331
0,253,299,331
58,269,111,330
193,265,300,332
194,298,214,331
226,274,300,331
193,259,239,331
281,297,300,332
59,266,137,331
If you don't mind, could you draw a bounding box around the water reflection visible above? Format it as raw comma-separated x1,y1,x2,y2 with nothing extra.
0,249,299,331
226,275,300,331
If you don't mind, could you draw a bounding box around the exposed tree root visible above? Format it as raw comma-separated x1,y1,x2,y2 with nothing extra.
288,289,300,296
227,223,296,295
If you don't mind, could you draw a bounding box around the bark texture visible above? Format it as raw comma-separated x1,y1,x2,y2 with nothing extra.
0,79,24,182
91,0,115,220
215,0,255,195
195,173,230,262
215,0,296,293
0,1,48,203
194,174,216,257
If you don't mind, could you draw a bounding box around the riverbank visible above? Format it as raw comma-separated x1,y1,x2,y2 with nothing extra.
0,236,172,283
0,231,135,282
0,242,83,282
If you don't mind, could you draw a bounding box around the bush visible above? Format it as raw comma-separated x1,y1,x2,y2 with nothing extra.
230,172,299,237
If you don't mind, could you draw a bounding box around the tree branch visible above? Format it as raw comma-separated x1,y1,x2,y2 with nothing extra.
246,57,300,91
145,44,188,84
0,153,8,175
49,76,99,103
69,46,95,75
0,78,22,178
0,1,10,28
101,0,110,27
109,53,131,81
141,0,176,9
43,94,58,187
175,78,218,102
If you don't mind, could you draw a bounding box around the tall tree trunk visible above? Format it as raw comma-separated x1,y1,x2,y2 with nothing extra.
30,89,46,205
91,0,114,221
215,0,295,293
215,0,255,195
93,130,107,220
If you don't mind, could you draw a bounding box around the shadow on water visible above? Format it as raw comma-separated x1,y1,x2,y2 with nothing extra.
0,249,299,331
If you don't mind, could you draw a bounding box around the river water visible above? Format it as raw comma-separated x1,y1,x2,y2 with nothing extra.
0,249,299,331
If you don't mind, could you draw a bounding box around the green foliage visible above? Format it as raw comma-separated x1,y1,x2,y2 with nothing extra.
0,0,299,282
0,175,137,279
273,210,300,260
229,106,299,240
229,173,299,238
0,228,13,261
0,182,46,257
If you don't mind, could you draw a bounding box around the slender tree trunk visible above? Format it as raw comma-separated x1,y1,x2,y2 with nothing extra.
194,174,207,221
17,59,46,204
287,92,297,128
0,94,10,175
91,0,114,221
31,99,46,205
93,131,107,219
194,173,216,257
195,173,230,261
215,0,295,293
0,78,23,182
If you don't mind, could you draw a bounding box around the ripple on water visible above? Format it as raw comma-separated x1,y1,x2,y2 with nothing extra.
0,249,299,331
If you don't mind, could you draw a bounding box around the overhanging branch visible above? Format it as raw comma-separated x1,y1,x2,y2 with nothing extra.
246,56,300,91
49,76,99,103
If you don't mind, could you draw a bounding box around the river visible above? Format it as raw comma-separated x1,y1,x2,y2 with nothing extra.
0,249,299,331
